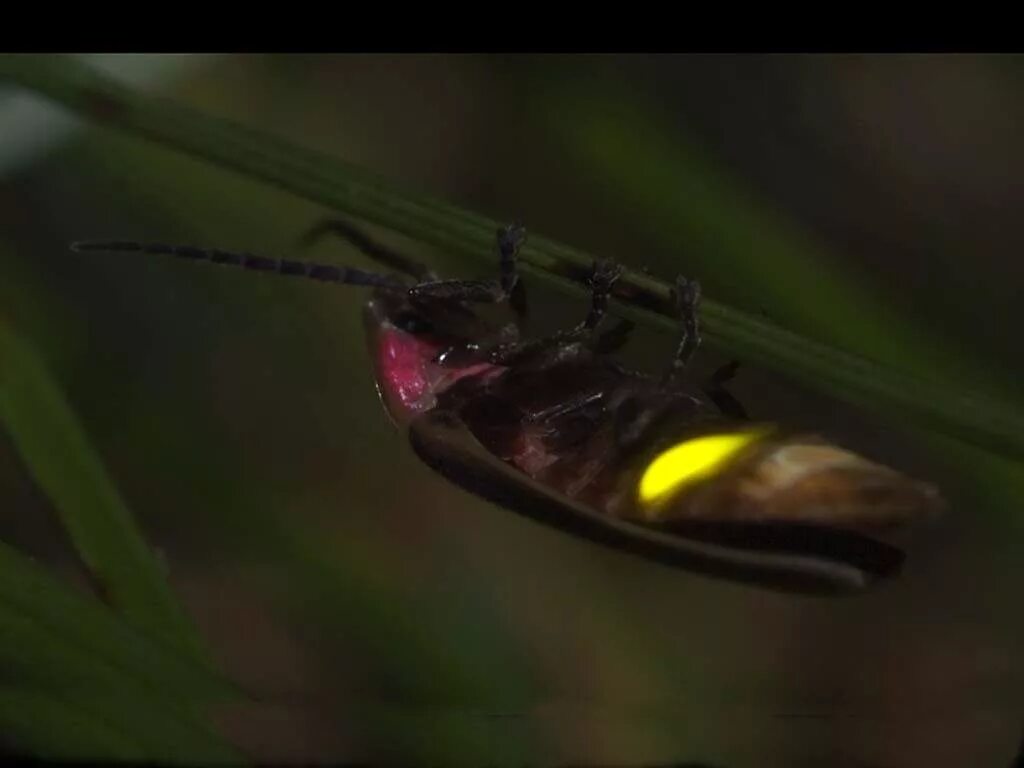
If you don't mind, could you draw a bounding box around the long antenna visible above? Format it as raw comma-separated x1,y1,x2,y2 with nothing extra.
298,218,433,281
71,241,409,290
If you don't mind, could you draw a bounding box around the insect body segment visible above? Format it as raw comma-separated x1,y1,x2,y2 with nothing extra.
365,297,505,423
73,221,942,594
638,428,770,511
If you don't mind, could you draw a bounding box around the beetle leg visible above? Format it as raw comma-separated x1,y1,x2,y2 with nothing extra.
522,388,608,425
703,360,750,420
578,259,623,331
299,217,437,281
593,318,635,355
612,391,676,451
409,223,526,307
596,272,707,460
432,257,621,368
663,275,702,384
483,258,623,366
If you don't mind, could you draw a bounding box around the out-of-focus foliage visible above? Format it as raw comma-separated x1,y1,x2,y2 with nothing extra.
0,318,207,656
0,54,1022,767
0,537,240,760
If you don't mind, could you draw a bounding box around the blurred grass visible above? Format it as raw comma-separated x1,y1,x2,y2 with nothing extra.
0,687,241,763
0,254,240,757
0,317,206,658
2,54,1023,461
0,687,146,762
0,538,234,698
538,78,1005,391
0,538,242,760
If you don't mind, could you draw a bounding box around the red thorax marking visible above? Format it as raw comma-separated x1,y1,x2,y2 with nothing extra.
374,324,502,421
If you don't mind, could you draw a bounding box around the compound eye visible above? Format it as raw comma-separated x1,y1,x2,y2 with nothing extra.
394,311,432,335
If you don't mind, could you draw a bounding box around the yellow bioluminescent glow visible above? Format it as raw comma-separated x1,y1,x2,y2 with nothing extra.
638,430,767,507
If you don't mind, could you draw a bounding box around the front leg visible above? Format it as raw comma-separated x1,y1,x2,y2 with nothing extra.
432,256,624,370
409,223,526,308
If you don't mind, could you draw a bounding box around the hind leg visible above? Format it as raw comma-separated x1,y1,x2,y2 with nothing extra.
663,275,702,384
654,277,746,418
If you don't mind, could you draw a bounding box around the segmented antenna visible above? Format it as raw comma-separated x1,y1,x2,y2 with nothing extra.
71,241,409,290
299,218,433,281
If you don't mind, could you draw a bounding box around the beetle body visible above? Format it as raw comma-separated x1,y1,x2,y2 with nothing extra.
363,272,937,593
74,222,942,594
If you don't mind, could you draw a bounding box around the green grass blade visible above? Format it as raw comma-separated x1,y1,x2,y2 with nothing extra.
0,318,205,659
0,539,245,761
0,539,237,700
0,687,244,764
1,54,1023,461
540,82,996,385
0,687,147,761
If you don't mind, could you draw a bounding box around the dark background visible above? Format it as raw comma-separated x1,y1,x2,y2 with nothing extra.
1,54,1022,766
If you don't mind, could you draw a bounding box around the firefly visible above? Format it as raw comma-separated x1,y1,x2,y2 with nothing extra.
73,221,941,594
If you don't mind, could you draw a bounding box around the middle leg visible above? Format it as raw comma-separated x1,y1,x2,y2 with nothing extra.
430,256,624,370
662,275,703,386
483,258,624,366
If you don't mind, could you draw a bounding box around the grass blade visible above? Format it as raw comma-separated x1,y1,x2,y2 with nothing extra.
0,538,244,761
0,318,205,659
0,687,146,761
0,538,236,700
0,54,1022,461
0,687,244,764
